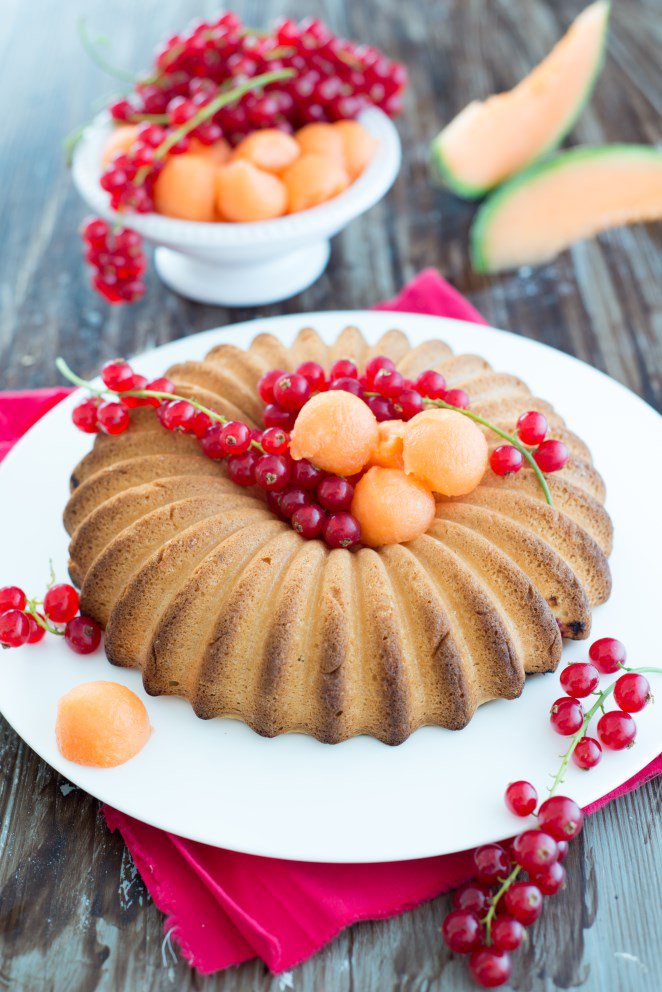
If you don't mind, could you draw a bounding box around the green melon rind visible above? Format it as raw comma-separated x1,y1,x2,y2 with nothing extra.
470,144,662,273
429,1,612,200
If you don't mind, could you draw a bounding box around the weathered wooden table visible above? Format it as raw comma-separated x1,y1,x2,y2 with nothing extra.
1,0,660,989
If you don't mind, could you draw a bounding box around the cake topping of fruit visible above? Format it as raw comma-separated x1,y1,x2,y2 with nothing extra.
56,681,151,768
58,343,572,552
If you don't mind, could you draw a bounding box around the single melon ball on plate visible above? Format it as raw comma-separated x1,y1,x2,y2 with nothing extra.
295,122,346,165
403,408,488,496
282,154,349,213
333,120,378,179
101,125,139,167
153,154,218,222
352,467,436,547
290,390,379,476
233,129,300,173
216,161,287,222
56,681,152,768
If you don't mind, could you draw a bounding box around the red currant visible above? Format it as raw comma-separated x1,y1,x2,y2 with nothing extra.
512,829,558,872
516,411,548,446
0,609,30,647
296,361,327,392
415,369,446,399
329,358,358,380
573,736,602,769
279,489,310,519
597,710,637,750
533,439,569,472
550,696,584,736
364,355,395,385
503,882,543,926
263,403,297,431
490,445,523,476
468,948,512,989
255,454,291,492
121,375,150,408
538,795,583,840
64,615,102,654
43,584,80,623
219,420,252,455
258,369,286,404
374,368,405,399
559,662,600,698
190,411,212,438
0,586,27,612
291,459,324,491
157,399,196,432
273,373,311,412
473,844,510,885
531,860,566,896
329,376,363,396
366,395,396,422
324,512,361,549
200,424,227,460
317,477,354,512
144,377,176,408
261,427,290,455
101,360,135,392
444,388,470,410
556,840,569,861
504,780,538,817
392,388,424,421
292,503,326,539
614,673,651,713
491,916,524,952
441,910,483,954
452,883,491,916
589,637,626,674
72,398,101,433
97,401,131,435
227,451,260,487
26,614,47,644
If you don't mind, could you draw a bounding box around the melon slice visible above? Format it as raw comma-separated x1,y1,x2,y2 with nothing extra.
430,1,611,198
470,145,662,272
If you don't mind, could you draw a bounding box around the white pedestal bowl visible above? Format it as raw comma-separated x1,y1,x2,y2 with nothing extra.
72,109,401,307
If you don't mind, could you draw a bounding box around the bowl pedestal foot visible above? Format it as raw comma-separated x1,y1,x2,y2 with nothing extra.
154,240,331,307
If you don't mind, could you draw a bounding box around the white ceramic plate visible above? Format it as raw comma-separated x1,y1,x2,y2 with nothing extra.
1,312,661,863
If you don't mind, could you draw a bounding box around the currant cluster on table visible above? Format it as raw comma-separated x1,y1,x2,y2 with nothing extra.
0,583,101,653
441,635,657,989
81,218,148,304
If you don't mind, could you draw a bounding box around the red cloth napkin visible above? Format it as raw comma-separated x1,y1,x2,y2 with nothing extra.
2,269,659,975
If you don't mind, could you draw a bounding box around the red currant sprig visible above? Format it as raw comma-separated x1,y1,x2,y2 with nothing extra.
81,218,147,305
0,574,101,654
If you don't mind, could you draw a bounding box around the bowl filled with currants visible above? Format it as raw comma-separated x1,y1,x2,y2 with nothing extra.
71,13,405,307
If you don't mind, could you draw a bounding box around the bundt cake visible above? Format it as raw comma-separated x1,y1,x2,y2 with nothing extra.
64,326,612,745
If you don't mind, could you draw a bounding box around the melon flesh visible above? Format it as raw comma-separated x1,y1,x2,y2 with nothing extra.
431,1,611,198
471,146,662,272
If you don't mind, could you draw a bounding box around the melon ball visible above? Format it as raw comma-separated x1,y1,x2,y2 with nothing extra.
153,154,217,222
403,408,488,496
216,161,287,222
101,125,139,167
351,467,436,548
282,154,349,213
233,129,300,173
333,121,378,179
56,681,152,768
368,419,406,470
188,137,231,166
295,122,346,165
290,391,379,476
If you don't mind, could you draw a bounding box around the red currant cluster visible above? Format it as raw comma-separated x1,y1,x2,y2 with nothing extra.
442,635,659,988
0,583,101,655
81,217,147,304
490,410,569,476
111,12,407,136
258,355,468,431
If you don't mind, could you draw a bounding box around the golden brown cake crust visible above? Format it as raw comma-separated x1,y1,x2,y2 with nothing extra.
64,327,612,744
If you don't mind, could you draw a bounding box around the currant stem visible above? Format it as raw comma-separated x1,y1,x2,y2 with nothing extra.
483,865,520,944
423,398,554,506
78,17,139,83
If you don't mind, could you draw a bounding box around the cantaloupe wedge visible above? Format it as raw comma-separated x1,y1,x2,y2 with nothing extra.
470,145,662,272
430,1,611,198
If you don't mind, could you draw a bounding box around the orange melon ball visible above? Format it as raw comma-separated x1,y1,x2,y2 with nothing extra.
290,391,379,476
233,129,300,173
333,120,378,180
368,419,406,470
153,154,217,222
352,467,436,548
188,137,231,166
101,125,139,167
282,154,349,213
56,681,151,768
403,408,488,497
295,122,345,165
215,161,287,222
